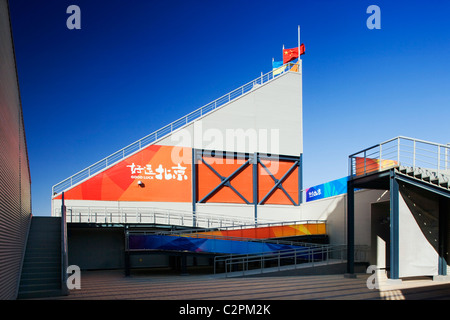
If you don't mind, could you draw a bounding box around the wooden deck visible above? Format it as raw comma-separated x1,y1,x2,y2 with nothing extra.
45,269,450,301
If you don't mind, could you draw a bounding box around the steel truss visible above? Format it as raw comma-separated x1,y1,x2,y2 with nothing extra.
192,149,303,223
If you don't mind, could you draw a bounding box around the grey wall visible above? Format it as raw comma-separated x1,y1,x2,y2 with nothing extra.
398,184,440,277
68,227,124,270
0,0,32,300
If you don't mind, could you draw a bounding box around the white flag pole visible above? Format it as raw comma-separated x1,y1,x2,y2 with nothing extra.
298,25,301,61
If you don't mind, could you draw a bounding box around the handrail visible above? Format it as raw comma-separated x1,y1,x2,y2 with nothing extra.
215,244,370,276
52,62,301,195
349,136,450,178
154,219,327,237
348,136,450,158
54,205,278,227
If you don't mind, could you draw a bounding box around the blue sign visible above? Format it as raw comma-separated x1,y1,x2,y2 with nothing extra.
306,176,349,202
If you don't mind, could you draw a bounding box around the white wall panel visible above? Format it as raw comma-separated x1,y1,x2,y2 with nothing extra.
158,71,303,156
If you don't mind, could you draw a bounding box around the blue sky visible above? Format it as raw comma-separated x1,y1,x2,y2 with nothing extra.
9,0,450,216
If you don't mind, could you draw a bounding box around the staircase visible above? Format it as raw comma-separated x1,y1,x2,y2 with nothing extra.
17,217,63,299
397,165,450,190
349,136,450,191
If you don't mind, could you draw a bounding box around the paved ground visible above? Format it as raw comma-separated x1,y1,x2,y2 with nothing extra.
52,268,450,301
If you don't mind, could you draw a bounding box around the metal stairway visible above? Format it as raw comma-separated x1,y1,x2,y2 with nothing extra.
17,217,63,299
349,136,450,188
397,165,450,190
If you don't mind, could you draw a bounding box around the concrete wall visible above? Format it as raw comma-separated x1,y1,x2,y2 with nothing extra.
398,183,440,277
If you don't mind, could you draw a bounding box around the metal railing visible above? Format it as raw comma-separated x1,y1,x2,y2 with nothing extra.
52,62,301,195
349,136,450,178
214,244,370,277
157,219,326,238
54,205,277,228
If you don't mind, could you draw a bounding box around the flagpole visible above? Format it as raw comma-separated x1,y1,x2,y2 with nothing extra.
298,25,301,61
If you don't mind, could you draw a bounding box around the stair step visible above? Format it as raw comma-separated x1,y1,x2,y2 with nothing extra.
397,166,450,190
20,271,61,280
24,253,60,259
22,262,60,270
440,181,449,188
19,281,61,291
20,276,61,286
17,289,63,300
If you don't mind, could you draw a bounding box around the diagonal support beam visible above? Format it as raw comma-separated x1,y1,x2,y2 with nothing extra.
258,160,299,205
198,157,251,204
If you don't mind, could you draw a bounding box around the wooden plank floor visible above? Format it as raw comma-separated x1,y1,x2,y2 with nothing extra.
48,269,450,300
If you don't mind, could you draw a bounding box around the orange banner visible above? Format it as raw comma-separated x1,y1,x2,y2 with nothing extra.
355,157,398,176
53,145,192,202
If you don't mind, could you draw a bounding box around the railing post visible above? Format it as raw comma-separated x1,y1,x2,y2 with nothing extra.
278,253,280,271
348,157,352,177
445,145,448,171
364,151,367,175
437,145,440,175
379,144,383,171
61,192,69,296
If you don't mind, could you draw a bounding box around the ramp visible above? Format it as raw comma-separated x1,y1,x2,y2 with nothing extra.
128,234,309,255
127,220,327,255
180,220,326,240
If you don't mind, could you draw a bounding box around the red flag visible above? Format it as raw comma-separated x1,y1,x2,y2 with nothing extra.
283,44,305,63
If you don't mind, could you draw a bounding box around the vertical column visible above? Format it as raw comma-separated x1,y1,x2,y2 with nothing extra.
389,171,400,280
438,197,449,276
61,192,69,294
253,152,258,224
192,148,197,227
124,225,130,276
298,154,303,205
181,254,188,276
345,180,355,277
